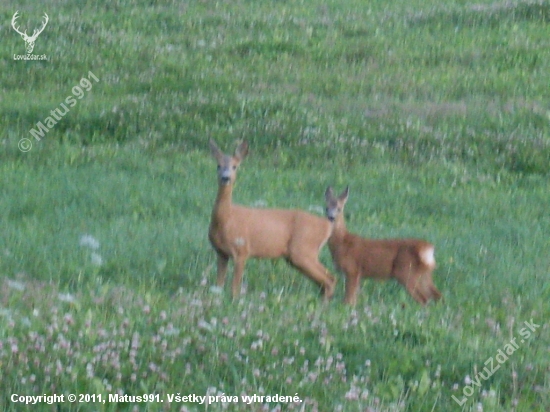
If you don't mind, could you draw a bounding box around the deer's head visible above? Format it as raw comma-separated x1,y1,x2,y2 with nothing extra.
12,11,49,54
209,140,249,186
325,186,349,222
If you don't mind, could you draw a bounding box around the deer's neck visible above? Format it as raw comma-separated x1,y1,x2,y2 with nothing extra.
330,214,348,242
212,183,233,224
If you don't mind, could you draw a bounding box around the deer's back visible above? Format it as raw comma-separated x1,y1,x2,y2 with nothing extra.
330,232,434,278
211,205,330,259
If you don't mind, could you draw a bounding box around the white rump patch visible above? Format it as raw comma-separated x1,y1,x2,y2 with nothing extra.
234,237,245,247
420,246,436,266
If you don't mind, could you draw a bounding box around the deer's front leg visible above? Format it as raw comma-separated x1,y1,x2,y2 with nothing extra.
231,255,247,299
344,272,361,305
216,253,229,287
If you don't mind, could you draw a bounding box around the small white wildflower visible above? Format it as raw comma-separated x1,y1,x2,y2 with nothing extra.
90,252,103,266
251,199,268,207
209,286,223,295
308,205,325,215
79,234,100,250
197,320,213,332
0,308,13,318
7,280,25,291
163,326,180,336
58,293,77,304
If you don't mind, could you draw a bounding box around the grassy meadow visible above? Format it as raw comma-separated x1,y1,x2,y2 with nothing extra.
1,0,549,410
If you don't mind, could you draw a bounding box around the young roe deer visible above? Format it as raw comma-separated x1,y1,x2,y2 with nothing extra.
208,140,337,300
324,186,442,306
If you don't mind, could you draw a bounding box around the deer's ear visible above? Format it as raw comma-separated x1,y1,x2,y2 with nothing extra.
235,141,249,161
339,186,350,203
209,139,223,161
325,186,334,202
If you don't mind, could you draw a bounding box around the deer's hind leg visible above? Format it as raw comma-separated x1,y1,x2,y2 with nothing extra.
288,252,336,300
393,261,429,305
430,284,442,301
405,280,429,305
422,272,442,302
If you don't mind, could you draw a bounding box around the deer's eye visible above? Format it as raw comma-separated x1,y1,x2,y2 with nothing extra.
217,165,221,170
232,165,237,170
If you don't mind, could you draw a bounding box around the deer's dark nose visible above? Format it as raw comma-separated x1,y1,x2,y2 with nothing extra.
220,175,231,184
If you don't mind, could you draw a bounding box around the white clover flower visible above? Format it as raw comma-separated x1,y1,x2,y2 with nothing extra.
7,279,25,291
58,293,77,303
91,252,103,266
252,199,268,207
197,320,213,332
209,286,223,294
308,205,325,215
79,234,100,250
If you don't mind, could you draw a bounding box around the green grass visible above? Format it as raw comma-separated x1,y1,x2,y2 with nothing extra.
1,0,549,411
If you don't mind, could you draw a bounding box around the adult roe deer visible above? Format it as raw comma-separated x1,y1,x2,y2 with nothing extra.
324,186,442,306
208,140,336,299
